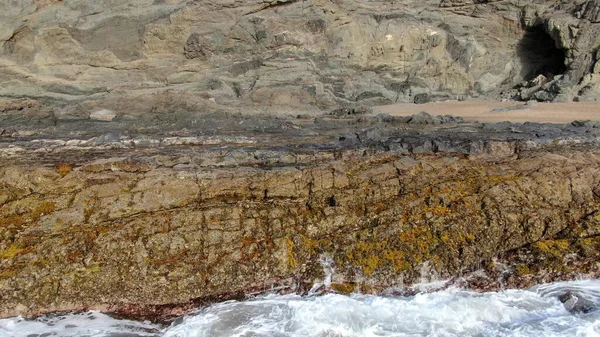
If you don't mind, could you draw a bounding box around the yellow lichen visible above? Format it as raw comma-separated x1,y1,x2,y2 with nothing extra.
533,240,570,258
515,264,531,276
33,201,56,217
82,263,100,274
575,236,600,256
285,237,298,269
331,282,356,294
0,201,56,229
311,225,475,277
346,242,382,276
0,269,18,279
0,245,24,259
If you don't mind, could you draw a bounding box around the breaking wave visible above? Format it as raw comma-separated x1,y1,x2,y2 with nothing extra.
1,280,599,337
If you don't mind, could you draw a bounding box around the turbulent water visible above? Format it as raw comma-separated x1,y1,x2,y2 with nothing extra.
1,280,599,337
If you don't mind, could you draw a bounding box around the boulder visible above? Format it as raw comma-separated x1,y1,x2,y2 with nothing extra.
559,291,598,314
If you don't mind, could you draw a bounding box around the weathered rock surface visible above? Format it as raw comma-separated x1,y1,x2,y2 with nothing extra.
3,0,600,322
1,113,600,321
2,0,600,118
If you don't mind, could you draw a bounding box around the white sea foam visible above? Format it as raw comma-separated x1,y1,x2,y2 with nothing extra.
1,280,599,337
0,311,162,337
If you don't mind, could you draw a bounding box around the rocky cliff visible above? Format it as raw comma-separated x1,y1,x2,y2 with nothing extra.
2,0,600,119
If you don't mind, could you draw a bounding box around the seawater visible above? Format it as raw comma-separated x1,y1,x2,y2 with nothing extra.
1,280,599,337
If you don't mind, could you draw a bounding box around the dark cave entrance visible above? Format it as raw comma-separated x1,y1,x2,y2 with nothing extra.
517,25,567,81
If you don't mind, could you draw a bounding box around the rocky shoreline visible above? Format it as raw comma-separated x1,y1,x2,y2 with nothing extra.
1,110,600,322
3,0,600,323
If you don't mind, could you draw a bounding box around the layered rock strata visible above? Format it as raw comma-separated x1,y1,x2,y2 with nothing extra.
1,113,600,320
2,0,600,117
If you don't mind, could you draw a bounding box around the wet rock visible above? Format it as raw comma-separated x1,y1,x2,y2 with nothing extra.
559,291,598,314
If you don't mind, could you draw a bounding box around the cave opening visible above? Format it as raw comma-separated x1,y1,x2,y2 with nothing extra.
517,25,567,81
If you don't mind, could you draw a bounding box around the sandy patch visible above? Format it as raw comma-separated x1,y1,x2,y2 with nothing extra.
375,100,600,124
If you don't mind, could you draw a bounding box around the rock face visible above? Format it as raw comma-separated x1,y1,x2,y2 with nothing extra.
1,0,600,118
1,113,600,320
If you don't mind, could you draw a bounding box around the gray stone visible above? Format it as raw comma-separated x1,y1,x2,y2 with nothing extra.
413,93,430,105
559,291,598,314
407,111,434,124
572,120,600,128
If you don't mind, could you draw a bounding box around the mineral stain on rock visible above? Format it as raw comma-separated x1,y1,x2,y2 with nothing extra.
1,112,600,321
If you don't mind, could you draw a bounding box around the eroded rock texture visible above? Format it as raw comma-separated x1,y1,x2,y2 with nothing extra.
2,0,600,322
1,115,600,320
1,0,600,118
